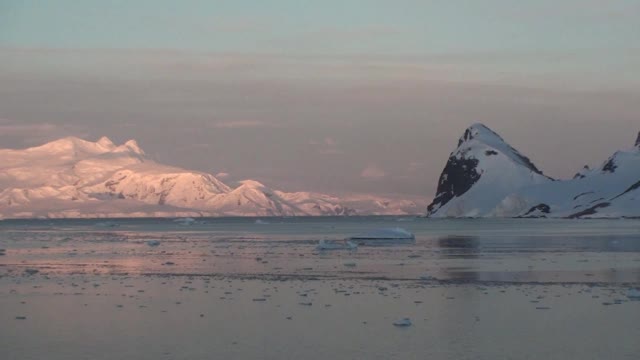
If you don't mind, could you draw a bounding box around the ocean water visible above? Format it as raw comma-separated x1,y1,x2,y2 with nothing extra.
1,217,639,359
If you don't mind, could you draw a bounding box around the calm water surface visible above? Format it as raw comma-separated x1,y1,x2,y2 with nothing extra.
1,217,639,359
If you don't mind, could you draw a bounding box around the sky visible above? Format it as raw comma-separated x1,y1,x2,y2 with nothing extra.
1,1,639,198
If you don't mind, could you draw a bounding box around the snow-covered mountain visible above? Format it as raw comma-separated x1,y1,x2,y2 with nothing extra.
427,124,640,218
0,137,427,219
426,124,552,217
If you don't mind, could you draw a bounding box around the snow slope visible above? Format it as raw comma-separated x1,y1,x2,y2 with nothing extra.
503,141,640,218
0,137,426,219
427,124,640,218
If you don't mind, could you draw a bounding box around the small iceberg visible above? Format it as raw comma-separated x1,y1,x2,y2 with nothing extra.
95,221,119,228
348,227,415,245
173,217,196,226
316,239,358,251
255,219,270,225
628,288,640,300
393,318,412,327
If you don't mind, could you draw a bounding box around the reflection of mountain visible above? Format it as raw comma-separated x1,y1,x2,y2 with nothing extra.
434,234,640,283
0,137,427,219
428,123,640,218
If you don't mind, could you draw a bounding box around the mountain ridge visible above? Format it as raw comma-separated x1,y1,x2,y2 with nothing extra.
0,137,427,219
427,124,640,218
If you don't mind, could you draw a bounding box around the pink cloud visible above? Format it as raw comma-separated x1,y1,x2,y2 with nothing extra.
360,164,386,179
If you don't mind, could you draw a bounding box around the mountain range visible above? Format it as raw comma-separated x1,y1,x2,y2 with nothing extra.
427,123,640,218
0,137,426,219
4,126,639,220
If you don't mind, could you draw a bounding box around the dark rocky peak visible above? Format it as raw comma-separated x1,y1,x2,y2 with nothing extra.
457,123,505,147
602,154,618,173
573,165,591,179
454,123,547,177
635,131,640,147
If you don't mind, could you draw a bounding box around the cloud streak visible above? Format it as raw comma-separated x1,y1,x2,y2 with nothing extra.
211,120,280,129
361,164,386,180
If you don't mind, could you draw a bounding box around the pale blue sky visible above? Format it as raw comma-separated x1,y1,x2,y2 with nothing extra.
1,1,639,197
2,0,639,54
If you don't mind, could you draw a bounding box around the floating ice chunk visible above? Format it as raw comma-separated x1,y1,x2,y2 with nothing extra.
255,219,270,225
628,288,640,299
316,239,358,251
393,318,412,327
147,240,161,247
349,227,415,241
174,217,196,226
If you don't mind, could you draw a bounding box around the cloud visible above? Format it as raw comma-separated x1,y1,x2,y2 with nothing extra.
212,120,279,129
360,164,386,179
215,172,230,179
0,120,57,134
310,137,343,155
0,119,88,147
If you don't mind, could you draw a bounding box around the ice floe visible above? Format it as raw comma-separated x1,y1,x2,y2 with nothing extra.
316,239,357,251
627,288,640,299
393,318,412,327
